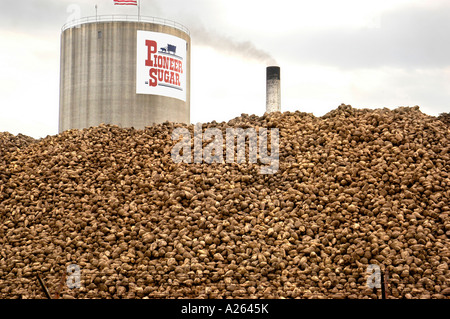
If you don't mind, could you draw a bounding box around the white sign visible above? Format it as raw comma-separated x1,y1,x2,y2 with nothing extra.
136,30,187,101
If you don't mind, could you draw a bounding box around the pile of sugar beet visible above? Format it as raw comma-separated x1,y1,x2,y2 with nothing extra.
0,104,449,299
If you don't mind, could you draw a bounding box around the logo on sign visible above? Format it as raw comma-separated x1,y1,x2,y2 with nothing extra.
145,41,183,90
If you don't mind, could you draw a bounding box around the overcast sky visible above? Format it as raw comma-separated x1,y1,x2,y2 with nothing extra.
1,0,449,138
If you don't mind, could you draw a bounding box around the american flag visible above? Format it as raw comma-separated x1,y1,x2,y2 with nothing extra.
114,0,138,5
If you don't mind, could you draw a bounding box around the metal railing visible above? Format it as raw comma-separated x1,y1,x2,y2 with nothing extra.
61,15,190,35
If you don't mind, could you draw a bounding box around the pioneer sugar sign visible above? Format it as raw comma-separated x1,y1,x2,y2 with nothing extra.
136,30,187,101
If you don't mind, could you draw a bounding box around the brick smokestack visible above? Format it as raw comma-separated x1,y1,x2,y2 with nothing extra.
266,66,281,113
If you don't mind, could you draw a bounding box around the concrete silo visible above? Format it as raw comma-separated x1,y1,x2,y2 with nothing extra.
59,16,190,133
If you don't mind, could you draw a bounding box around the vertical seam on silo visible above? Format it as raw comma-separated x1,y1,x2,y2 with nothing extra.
86,25,91,129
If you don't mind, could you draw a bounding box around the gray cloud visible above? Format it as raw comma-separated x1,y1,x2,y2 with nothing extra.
267,3,450,69
3,1,449,70
0,0,162,33
0,0,74,32
1,0,276,65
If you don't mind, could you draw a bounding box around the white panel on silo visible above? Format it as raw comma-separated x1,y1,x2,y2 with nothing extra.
136,30,187,101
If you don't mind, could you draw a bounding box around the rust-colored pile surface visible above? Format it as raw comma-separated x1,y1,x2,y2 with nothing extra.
438,113,450,126
0,132,35,166
0,104,449,299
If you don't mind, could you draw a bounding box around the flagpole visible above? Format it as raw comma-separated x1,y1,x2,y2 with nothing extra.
138,0,140,21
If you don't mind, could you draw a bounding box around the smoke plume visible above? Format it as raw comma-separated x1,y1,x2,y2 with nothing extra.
190,24,277,66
